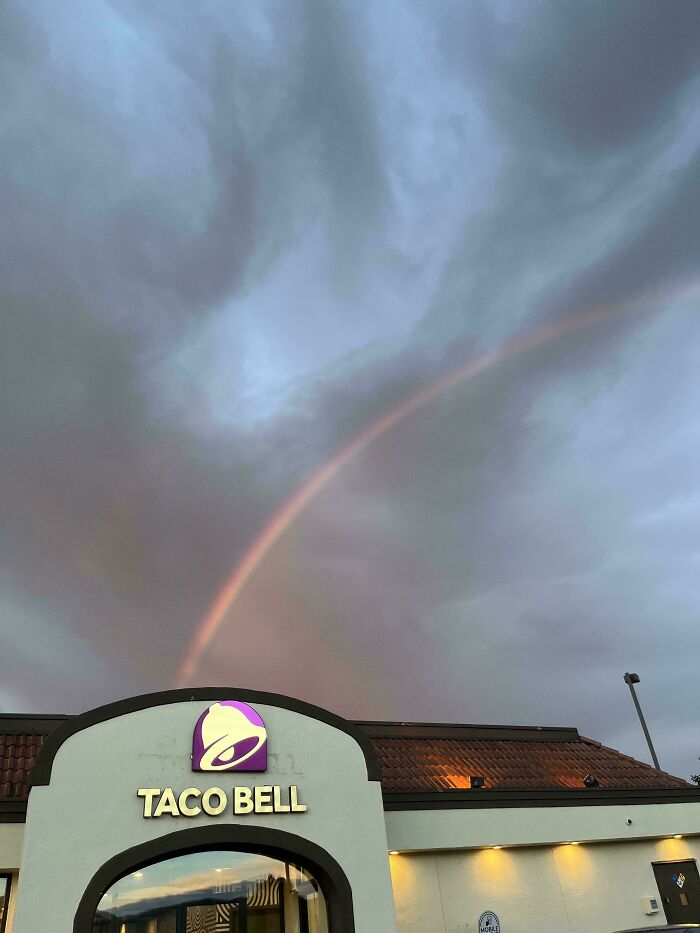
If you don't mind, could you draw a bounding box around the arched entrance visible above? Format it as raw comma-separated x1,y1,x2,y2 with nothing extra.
74,826,355,933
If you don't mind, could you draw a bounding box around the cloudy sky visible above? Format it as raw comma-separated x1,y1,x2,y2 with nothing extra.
2,0,699,780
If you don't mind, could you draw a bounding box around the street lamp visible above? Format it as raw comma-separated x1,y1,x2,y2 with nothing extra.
623,672,661,770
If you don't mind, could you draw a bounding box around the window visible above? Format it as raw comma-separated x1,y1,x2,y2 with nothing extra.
92,850,329,933
0,874,12,933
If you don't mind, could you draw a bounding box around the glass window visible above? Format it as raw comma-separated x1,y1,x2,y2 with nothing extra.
92,850,329,933
0,874,12,933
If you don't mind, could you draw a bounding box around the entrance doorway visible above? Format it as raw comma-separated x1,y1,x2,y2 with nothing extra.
92,850,329,932
652,859,700,924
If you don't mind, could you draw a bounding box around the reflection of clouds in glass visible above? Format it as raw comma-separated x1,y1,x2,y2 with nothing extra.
98,850,311,912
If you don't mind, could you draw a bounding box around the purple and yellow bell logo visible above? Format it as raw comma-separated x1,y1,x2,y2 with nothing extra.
192,701,268,772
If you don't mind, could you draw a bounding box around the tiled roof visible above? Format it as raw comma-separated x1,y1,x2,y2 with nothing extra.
369,733,691,792
0,734,46,798
0,718,692,802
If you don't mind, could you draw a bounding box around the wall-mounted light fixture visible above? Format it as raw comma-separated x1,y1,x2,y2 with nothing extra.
470,775,485,789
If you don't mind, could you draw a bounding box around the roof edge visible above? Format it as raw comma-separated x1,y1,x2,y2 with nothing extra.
356,721,580,742
0,714,72,735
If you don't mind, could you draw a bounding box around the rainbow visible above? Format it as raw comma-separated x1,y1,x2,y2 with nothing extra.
175,282,697,686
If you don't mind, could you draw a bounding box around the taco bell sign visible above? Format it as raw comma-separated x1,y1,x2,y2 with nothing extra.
192,701,268,772
137,701,309,818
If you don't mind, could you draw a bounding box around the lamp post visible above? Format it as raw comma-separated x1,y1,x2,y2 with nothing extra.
623,672,661,770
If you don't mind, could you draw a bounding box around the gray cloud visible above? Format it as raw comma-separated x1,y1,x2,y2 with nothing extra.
436,0,700,155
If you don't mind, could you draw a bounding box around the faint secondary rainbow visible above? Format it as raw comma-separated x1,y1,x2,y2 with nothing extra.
175,282,698,686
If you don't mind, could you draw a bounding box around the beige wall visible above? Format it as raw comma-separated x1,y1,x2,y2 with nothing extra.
390,835,700,933
0,825,23,873
385,800,700,851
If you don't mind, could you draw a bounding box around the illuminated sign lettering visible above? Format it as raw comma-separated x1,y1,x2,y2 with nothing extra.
137,785,307,818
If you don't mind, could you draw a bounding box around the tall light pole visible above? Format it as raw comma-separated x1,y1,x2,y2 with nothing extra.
623,672,661,770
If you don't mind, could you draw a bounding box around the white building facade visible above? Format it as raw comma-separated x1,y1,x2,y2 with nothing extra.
1,689,699,932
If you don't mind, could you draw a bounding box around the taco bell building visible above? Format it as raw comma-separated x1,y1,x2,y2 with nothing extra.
1,689,700,933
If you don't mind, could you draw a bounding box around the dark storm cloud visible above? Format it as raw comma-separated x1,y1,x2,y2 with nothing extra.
294,0,388,274
417,0,700,360
1,0,698,779
436,0,700,154
507,0,700,154
0,0,391,711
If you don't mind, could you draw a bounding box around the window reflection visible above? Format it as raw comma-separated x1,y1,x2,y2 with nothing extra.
92,850,329,933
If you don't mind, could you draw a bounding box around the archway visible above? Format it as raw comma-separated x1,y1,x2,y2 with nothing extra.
74,826,355,933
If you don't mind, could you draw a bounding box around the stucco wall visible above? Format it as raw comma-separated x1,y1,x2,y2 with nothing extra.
385,800,700,851
12,700,398,933
0,825,23,872
390,835,700,933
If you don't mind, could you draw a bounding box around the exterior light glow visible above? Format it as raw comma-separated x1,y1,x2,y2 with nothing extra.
569,841,580,846
674,834,683,839
132,872,143,879
214,868,223,872
389,850,400,855
491,845,502,850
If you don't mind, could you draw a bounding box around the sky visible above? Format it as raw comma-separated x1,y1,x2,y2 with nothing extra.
1,0,699,781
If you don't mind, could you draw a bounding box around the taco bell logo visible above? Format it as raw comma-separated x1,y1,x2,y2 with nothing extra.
193,701,267,772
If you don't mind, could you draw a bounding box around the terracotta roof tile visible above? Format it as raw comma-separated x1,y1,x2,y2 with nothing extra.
0,734,45,798
370,735,691,792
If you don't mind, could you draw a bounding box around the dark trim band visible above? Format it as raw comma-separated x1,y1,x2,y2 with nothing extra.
356,721,580,743
29,688,380,787
74,824,355,933
0,799,28,823
382,787,700,810
0,715,71,736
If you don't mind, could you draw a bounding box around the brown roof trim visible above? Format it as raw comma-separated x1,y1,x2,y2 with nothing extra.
0,715,72,735
356,721,580,742
382,787,700,810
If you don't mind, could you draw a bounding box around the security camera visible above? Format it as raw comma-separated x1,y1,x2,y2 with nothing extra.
626,818,633,825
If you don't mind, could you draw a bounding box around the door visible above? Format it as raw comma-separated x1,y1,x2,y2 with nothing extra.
652,859,700,923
